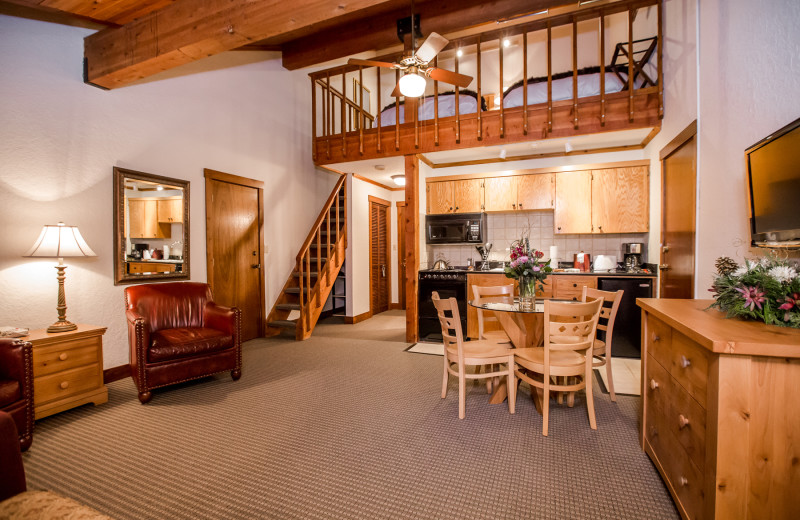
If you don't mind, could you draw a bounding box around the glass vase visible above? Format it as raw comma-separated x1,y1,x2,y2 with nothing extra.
518,275,536,312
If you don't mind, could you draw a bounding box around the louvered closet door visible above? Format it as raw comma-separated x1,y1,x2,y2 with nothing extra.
370,197,390,315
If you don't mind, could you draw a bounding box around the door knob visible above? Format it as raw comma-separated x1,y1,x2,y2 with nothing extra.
662,245,670,253
659,264,670,271
381,265,386,277
251,264,261,269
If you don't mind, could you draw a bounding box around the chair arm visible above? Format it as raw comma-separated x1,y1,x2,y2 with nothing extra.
126,309,150,371
0,339,30,384
203,303,238,338
0,411,26,501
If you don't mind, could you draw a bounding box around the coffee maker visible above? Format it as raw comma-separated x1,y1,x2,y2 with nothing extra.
622,243,645,271
131,243,149,260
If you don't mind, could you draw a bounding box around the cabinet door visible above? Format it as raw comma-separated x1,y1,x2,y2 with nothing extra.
453,179,483,213
157,199,182,223
427,181,454,214
591,167,649,233
483,177,517,212
554,171,592,234
170,199,183,223
517,173,554,210
128,200,146,238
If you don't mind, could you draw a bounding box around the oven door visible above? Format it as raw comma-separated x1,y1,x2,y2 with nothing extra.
417,279,467,342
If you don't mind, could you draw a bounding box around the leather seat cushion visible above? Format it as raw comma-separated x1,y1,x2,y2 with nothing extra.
148,328,233,363
0,380,21,408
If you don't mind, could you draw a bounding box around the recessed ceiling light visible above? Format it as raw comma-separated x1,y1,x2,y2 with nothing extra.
156,185,164,191
456,49,463,58
391,175,406,186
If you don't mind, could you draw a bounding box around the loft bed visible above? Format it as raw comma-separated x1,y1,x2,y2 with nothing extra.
309,0,663,165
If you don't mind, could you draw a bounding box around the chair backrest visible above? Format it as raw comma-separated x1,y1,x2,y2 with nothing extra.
124,282,213,332
581,287,623,352
471,284,514,339
543,299,603,356
432,291,464,356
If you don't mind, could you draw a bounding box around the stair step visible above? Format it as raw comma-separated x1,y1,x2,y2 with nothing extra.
332,294,346,299
285,287,309,294
293,271,319,277
276,303,301,311
268,320,298,329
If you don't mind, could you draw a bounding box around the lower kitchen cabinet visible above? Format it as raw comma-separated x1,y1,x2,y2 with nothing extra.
551,275,596,301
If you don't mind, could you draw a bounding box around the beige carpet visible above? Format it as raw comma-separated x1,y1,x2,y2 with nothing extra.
21,311,677,519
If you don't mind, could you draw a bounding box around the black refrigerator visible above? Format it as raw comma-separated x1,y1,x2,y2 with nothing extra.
597,277,654,358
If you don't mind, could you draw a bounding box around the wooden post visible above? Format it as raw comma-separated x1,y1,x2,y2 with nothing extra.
341,69,346,156
455,51,461,143
377,67,382,152
522,32,528,135
600,14,606,126
499,35,504,138
433,56,440,146
657,0,664,119
311,76,317,161
572,17,578,130
404,154,419,343
325,73,331,159
395,68,400,151
628,7,634,122
547,22,552,133
358,65,364,155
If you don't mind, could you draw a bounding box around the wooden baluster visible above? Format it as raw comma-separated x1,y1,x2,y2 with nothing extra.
628,7,634,122
377,67,382,152
600,13,606,127
572,17,578,130
316,227,321,304
522,32,528,135
434,56,439,146
547,22,552,134
306,252,311,330
455,48,460,143
325,74,331,159
311,77,317,161
336,184,341,246
414,92,419,149
341,69,346,156
499,35,504,138
476,35,482,141
657,0,664,119
395,68,400,151
359,65,364,155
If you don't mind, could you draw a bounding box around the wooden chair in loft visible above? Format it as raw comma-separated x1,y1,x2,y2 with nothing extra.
581,287,624,402
512,299,602,436
471,284,514,344
432,292,516,420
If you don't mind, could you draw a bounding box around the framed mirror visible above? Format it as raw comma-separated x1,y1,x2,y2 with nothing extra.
113,167,190,285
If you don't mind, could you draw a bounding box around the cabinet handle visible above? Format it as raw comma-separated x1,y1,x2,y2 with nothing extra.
679,477,688,487
650,379,659,390
572,283,577,287
598,225,603,231
678,414,690,429
557,226,562,231
519,203,523,209
512,203,516,209
59,353,68,361
572,297,577,301
60,381,69,390
455,206,459,211
680,355,691,368
449,207,453,211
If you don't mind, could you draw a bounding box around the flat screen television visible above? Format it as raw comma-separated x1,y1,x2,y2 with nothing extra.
746,116,800,247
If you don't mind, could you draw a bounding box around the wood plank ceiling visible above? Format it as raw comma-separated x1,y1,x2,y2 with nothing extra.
3,0,581,89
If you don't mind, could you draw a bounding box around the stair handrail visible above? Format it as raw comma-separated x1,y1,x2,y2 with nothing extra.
296,174,346,264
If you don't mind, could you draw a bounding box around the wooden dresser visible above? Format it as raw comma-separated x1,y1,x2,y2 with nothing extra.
26,324,108,419
637,299,800,520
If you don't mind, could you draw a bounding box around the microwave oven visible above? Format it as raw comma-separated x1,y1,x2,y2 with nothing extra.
426,213,487,244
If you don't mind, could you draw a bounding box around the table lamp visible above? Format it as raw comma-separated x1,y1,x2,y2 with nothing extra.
24,222,96,333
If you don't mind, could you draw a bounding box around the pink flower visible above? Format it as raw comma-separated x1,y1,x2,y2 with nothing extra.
735,285,766,311
535,250,544,258
532,265,541,272
778,292,800,321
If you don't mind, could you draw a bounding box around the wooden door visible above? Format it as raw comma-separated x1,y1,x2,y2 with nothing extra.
517,173,554,210
452,179,483,213
660,123,697,298
396,201,406,309
205,169,265,341
426,181,453,214
591,167,649,233
554,170,592,234
483,177,516,212
369,196,390,315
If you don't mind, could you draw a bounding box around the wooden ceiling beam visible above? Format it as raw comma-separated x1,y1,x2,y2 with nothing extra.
83,0,401,89
280,0,570,71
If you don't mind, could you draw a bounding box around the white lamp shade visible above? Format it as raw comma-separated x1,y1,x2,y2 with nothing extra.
399,72,427,98
24,222,96,258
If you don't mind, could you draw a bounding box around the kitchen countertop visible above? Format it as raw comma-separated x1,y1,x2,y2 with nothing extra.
126,258,183,264
421,268,656,277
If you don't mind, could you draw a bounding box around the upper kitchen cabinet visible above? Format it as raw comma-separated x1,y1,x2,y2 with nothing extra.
128,198,170,239
426,179,482,214
591,167,649,233
483,177,516,211
554,171,593,234
481,173,555,212
157,198,183,223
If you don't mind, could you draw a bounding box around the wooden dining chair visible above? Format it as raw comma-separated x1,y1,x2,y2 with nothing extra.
581,287,624,402
471,284,514,344
432,292,516,420
512,299,602,436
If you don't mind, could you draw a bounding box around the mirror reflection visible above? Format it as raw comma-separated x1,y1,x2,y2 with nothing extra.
113,167,190,285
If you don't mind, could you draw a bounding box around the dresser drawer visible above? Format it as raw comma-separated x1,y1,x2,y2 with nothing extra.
645,354,672,417
553,276,597,301
646,315,673,368
661,427,706,520
667,376,707,472
665,331,709,409
34,364,103,405
33,337,101,377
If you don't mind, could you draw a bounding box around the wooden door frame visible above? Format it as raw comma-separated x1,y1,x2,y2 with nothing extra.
204,168,266,335
658,120,697,298
396,201,407,310
368,195,391,316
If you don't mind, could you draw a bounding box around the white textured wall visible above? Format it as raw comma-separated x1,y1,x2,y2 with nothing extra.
694,0,800,291
0,16,333,368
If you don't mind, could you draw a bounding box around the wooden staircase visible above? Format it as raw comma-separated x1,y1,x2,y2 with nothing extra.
266,176,347,340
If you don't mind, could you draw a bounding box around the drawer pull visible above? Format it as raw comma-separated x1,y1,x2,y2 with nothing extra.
572,283,578,287
59,353,68,361
678,414,690,429
650,379,659,390
680,355,691,368
59,381,69,390
679,476,688,487
653,334,660,342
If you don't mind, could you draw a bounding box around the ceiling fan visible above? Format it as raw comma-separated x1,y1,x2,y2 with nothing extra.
347,2,473,98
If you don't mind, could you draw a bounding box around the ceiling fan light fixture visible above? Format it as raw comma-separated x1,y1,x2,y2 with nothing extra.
456,49,463,58
503,39,511,48
399,71,426,97
391,175,406,186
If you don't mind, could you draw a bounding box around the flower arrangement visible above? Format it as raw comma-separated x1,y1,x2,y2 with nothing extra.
709,255,800,328
504,238,553,295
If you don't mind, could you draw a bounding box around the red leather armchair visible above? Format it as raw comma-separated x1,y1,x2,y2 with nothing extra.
124,282,242,404
0,339,33,451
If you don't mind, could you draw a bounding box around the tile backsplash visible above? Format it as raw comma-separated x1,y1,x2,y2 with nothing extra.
425,212,648,268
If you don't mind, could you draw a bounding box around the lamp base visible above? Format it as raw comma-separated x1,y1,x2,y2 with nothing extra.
47,320,78,333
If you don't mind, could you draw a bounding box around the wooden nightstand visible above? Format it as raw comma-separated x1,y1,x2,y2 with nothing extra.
25,324,108,419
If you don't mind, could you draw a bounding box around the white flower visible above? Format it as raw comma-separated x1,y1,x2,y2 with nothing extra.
732,266,749,277
768,266,798,284
758,257,772,268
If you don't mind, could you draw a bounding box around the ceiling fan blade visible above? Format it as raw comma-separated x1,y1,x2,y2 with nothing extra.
428,68,473,88
391,83,402,98
416,32,449,63
347,58,398,69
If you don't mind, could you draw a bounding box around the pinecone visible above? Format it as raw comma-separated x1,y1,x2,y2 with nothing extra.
715,256,738,276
